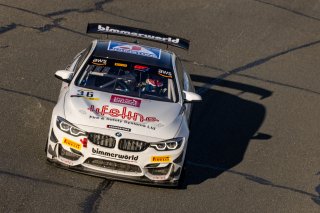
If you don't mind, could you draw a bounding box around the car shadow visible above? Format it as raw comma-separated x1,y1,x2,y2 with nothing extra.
183,75,272,186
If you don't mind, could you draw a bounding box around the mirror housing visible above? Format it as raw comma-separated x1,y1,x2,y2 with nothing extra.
183,91,202,103
54,70,74,83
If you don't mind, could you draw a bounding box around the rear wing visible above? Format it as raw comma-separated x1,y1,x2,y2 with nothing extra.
87,23,190,50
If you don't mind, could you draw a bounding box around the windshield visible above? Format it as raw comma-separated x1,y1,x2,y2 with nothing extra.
75,57,178,102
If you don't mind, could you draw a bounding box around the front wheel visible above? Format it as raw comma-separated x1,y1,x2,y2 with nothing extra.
177,165,187,189
44,138,48,153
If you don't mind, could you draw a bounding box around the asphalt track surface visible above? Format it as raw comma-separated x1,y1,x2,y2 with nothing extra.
1,0,320,212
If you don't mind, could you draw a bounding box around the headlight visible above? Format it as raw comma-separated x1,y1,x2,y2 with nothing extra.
56,116,86,137
150,137,184,151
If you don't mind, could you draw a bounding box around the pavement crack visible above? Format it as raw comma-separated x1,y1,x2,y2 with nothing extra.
18,18,65,33
0,3,45,17
93,0,112,11
81,179,113,213
0,1,147,38
188,161,320,206
184,38,320,96
0,23,17,34
45,8,78,17
191,74,273,99
237,73,320,96
0,170,94,193
45,0,112,16
181,58,226,73
0,86,56,104
44,0,148,23
254,0,320,22
202,38,320,94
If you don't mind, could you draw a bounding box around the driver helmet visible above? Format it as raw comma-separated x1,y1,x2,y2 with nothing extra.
145,77,163,92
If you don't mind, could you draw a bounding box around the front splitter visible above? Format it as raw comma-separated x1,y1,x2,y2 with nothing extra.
46,158,179,188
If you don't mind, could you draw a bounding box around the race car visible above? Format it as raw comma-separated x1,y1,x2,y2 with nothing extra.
46,23,202,187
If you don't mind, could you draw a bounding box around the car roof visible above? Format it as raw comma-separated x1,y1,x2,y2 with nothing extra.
92,40,174,70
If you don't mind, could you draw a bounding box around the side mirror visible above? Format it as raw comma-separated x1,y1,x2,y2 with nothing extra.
54,70,74,83
183,91,202,103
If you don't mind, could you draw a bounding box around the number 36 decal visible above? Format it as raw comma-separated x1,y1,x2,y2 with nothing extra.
75,90,99,100
78,90,93,97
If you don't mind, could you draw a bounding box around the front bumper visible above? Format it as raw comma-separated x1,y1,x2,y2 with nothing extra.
46,122,186,187
47,158,179,187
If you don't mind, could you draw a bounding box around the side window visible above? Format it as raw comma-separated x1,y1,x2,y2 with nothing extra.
184,71,194,92
183,72,189,91
67,45,91,74
73,46,91,74
66,50,84,71
175,57,184,90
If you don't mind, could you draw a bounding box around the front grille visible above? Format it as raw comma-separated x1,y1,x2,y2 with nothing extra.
88,133,116,148
118,139,149,152
85,158,142,173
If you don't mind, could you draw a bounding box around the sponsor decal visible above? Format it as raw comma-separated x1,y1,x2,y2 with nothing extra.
107,41,161,59
62,138,82,151
110,95,141,107
90,115,157,130
115,132,122,137
97,25,181,45
72,89,100,101
92,58,107,66
59,157,74,166
115,62,127,67
107,125,131,132
151,155,171,163
151,175,167,180
134,65,149,71
158,69,172,78
80,138,88,148
88,105,158,123
92,148,139,161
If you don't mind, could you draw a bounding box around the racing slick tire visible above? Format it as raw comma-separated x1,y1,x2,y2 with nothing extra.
45,138,48,153
177,164,187,189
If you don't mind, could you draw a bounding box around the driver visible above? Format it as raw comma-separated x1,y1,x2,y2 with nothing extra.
144,76,164,94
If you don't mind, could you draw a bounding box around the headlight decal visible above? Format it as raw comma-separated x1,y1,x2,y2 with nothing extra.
59,121,70,132
56,116,86,137
150,137,184,151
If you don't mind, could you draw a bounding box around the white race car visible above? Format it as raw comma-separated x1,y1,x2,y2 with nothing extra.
46,24,202,187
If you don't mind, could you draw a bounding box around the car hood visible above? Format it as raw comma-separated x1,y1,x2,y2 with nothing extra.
64,87,183,139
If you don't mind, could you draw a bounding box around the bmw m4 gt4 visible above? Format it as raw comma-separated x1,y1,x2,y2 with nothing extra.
46,24,202,187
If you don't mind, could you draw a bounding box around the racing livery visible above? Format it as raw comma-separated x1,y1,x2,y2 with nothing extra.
46,24,202,186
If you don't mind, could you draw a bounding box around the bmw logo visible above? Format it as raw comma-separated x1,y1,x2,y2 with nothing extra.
115,132,122,137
